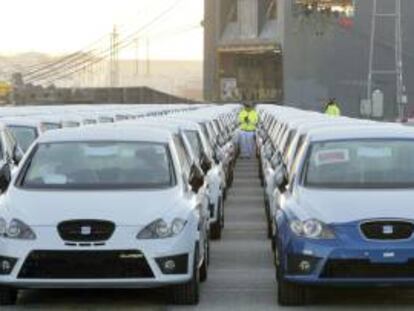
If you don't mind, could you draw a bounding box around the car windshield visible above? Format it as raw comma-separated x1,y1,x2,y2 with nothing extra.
99,117,114,123
8,126,38,152
20,141,175,190
304,139,414,189
83,119,97,125
42,123,61,131
62,121,80,128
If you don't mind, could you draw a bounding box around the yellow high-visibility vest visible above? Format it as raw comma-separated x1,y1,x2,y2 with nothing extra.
325,104,341,117
239,109,258,131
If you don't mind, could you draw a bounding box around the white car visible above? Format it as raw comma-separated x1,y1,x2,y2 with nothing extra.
2,117,61,153
151,118,226,239
0,126,208,305
0,123,24,177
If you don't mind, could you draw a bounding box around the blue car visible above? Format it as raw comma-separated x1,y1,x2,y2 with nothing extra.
273,125,414,305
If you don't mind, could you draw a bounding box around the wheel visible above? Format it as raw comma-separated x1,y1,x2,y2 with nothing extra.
200,255,208,283
268,222,273,240
275,244,308,306
200,237,209,282
277,278,308,306
219,196,225,229
169,249,200,305
0,287,18,306
210,218,222,240
264,200,272,239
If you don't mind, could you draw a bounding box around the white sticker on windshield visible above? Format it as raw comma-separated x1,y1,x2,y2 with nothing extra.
120,148,135,158
357,147,392,158
315,149,350,166
83,145,119,157
42,174,67,185
154,146,166,154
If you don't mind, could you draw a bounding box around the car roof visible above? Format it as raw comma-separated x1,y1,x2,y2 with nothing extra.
307,124,414,142
37,125,173,143
0,117,41,128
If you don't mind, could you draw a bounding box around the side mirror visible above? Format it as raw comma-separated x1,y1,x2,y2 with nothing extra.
212,151,220,165
264,145,273,160
271,151,282,168
13,146,24,165
0,161,11,193
189,163,205,193
200,152,212,174
217,136,224,147
274,164,288,192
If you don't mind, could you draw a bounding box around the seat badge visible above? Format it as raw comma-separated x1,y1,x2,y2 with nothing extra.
81,226,92,235
382,225,394,235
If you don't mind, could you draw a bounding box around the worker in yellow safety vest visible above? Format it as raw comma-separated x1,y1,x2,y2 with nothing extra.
324,98,341,116
238,102,259,158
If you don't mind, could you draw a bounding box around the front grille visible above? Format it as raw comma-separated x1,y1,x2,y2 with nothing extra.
18,250,154,279
57,220,115,242
321,259,414,279
360,221,414,240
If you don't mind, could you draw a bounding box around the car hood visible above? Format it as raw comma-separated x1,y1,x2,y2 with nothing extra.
293,187,414,224
2,187,187,226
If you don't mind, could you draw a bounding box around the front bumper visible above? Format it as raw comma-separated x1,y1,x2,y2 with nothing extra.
283,234,414,287
0,225,196,289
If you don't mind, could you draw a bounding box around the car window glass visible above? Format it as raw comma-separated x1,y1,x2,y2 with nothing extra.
304,140,414,189
184,130,203,159
173,135,191,173
8,126,38,152
21,142,174,189
2,130,15,158
42,123,61,131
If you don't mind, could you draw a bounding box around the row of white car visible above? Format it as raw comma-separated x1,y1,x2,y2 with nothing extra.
0,104,240,305
256,105,414,305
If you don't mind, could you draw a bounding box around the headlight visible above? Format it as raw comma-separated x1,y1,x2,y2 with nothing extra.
0,218,36,240
137,218,187,239
289,219,335,239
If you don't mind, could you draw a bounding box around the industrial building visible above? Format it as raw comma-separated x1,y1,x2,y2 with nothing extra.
204,0,414,119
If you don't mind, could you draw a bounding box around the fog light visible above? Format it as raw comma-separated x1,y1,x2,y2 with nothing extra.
2,260,11,272
287,254,320,275
0,257,17,275
156,254,188,275
299,260,311,272
164,260,176,272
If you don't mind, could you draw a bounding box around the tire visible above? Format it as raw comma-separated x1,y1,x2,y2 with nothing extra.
275,244,308,306
200,256,208,283
0,287,17,306
277,278,308,306
200,237,209,282
264,200,272,240
268,223,273,240
219,197,225,229
210,218,222,240
169,249,200,305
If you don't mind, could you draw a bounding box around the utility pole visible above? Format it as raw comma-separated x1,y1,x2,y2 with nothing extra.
146,38,151,76
367,0,406,120
110,25,120,87
135,38,140,76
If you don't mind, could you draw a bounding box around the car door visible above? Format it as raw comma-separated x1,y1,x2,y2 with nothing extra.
172,134,209,261
179,132,210,230
1,128,22,172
